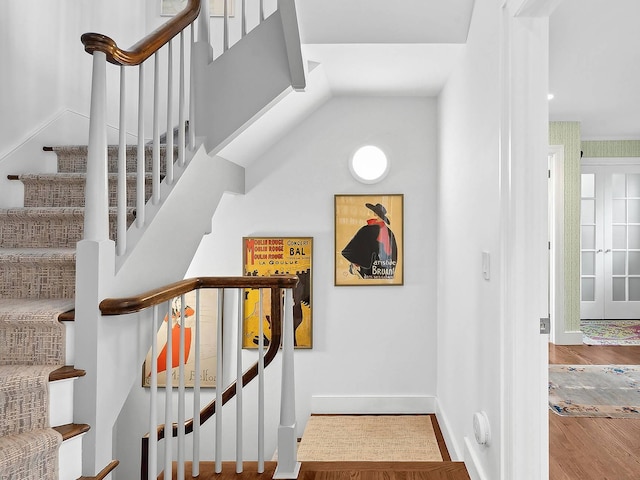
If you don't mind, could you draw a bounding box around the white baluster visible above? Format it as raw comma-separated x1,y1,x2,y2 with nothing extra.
273,288,300,479
178,31,186,167
84,51,109,241
178,295,186,480
164,299,173,479
166,40,174,186
215,289,224,474
241,0,247,37
224,0,229,51
149,305,159,480
152,52,161,205
257,289,265,473
236,290,244,473
192,290,201,477
117,66,127,255
136,64,146,228
188,25,196,150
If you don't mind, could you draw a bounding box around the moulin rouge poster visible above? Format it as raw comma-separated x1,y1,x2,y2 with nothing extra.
242,237,312,349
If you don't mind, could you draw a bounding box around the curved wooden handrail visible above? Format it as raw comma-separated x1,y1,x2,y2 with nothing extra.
81,0,201,66
106,275,298,480
100,275,298,315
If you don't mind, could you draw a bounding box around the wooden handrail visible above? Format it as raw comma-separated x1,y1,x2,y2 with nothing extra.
101,275,298,480
80,0,201,66
140,285,286,479
100,275,299,315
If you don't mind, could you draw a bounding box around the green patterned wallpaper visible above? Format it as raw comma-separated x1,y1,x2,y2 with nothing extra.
549,122,581,332
581,140,640,158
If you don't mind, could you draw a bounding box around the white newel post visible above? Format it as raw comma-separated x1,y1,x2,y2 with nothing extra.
84,51,109,242
273,289,300,480
74,50,118,476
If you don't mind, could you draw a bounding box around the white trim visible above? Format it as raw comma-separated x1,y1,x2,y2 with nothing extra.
581,157,640,167
310,395,435,415
435,399,462,461
464,437,490,480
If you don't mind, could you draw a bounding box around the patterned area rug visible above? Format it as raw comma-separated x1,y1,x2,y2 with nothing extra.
581,320,640,345
296,415,443,462
549,365,640,418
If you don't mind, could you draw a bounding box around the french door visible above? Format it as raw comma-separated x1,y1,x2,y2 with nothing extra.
580,163,640,319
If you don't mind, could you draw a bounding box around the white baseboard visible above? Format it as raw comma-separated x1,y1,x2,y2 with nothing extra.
464,436,489,480
310,395,435,414
551,330,583,345
434,399,462,461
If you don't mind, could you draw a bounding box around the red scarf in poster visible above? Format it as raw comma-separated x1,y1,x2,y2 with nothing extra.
367,219,391,255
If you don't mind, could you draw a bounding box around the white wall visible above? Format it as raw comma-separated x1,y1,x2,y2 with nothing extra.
0,0,146,207
113,95,438,478
437,0,502,476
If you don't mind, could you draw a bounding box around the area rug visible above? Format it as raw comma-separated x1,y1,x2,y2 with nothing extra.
581,320,640,345
295,415,443,462
549,365,640,418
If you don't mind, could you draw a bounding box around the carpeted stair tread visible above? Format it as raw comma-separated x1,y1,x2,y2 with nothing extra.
0,299,75,322
0,300,71,365
0,207,135,248
47,144,176,174
0,248,76,300
11,173,153,208
0,428,62,480
0,248,76,262
0,365,62,436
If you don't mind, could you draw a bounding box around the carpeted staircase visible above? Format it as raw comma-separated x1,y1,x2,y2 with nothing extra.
0,145,163,479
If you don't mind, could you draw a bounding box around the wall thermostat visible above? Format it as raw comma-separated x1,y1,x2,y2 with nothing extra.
473,411,491,446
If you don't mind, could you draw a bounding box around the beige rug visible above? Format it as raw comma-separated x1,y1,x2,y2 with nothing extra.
296,415,443,462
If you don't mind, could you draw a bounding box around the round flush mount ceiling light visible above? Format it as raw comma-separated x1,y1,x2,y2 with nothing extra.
349,145,389,184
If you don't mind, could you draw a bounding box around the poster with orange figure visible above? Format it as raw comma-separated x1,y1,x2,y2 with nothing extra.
143,289,218,388
242,237,312,349
334,194,404,286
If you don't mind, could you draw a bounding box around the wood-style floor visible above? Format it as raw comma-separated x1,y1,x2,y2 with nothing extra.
549,344,640,480
160,415,470,480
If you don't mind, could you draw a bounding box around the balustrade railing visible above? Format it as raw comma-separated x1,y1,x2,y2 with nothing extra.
80,0,277,256
99,275,300,480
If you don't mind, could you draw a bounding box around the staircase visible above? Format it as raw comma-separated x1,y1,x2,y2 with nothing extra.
0,145,169,479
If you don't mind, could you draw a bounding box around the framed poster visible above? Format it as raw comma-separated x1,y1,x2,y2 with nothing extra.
242,237,312,349
143,289,218,388
160,0,235,17
335,194,404,286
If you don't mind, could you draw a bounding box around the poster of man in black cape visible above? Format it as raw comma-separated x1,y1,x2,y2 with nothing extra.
335,194,403,286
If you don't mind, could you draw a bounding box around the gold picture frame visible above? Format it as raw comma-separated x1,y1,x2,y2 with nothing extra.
242,237,313,349
335,194,404,286
143,289,218,388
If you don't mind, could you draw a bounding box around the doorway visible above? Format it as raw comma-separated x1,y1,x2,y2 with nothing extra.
580,161,640,320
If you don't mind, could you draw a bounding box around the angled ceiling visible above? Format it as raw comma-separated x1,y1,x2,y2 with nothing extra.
549,0,640,140
219,0,474,166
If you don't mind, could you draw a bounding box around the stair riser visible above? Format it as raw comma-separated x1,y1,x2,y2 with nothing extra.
22,178,152,208
0,323,65,366
0,375,52,437
0,262,75,299
0,432,61,480
54,145,175,174
0,214,132,248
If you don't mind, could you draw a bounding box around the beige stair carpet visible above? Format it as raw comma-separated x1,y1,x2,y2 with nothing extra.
296,415,443,462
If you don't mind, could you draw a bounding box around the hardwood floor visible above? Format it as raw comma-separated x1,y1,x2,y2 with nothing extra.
160,416,470,480
549,344,640,480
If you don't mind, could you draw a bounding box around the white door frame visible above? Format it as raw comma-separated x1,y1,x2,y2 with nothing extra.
500,1,560,479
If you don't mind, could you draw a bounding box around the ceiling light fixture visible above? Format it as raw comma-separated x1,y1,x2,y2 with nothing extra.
349,145,389,184
547,93,554,100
